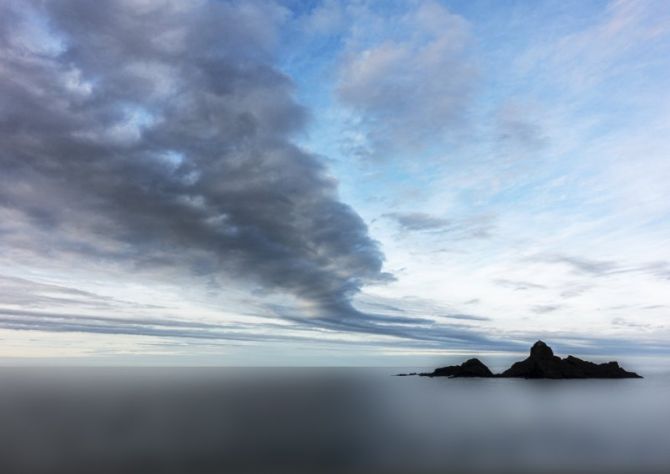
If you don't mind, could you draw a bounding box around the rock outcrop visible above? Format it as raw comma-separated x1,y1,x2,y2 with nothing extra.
420,358,494,378
501,341,642,379
404,341,642,379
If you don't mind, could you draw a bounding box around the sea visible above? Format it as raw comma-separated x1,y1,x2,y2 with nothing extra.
0,367,668,473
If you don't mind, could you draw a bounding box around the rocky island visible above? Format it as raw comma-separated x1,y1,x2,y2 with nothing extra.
402,341,642,379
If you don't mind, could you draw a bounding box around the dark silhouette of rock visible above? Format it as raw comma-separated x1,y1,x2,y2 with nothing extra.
406,341,642,379
501,341,642,379
420,358,494,378
530,340,554,359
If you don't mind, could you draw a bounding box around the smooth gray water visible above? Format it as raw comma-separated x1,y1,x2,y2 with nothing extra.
0,367,667,473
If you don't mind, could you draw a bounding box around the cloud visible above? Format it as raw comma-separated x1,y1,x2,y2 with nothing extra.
284,312,512,351
536,255,670,281
495,101,548,152
531,304,562,314
0,274,159,310
0,274,509,351
494,279,546,291
334,0,477,158
301,0,346,36
516,0,670,91
0,307,366,346
383,212,450,231
385,212,495,238
0,304,524,355
551,256,619,276
611,317,664,332
0,0,391,320
559,283,593,299
444,313,490,322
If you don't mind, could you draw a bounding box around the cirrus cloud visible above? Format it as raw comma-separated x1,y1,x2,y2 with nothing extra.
334,0,477,158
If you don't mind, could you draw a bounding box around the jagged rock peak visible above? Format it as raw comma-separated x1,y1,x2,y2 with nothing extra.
530,340,554,359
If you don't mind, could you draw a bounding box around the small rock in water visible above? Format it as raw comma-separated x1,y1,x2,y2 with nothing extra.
421,358,494,378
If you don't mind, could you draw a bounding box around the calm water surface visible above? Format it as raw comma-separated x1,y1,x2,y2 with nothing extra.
0,367,667,473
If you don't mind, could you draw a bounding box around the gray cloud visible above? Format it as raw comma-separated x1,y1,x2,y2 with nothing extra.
0,305,523,356
0,275,507,350
0,264,504,351
0,307,377,346
385,212,495,239
551,256,619,275
0,0,391,320
643,261,670,281
383,212,450,231
444,313,490,322
283,312,511,351
496,101,548,152
2,305,665,358
0,278,663,358
531,304,562,314
353,294,491,325
611,317,661,331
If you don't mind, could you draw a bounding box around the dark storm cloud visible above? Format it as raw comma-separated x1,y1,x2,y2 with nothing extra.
0,0,390,319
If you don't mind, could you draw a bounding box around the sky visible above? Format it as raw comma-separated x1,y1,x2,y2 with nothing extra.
0,0,669,366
